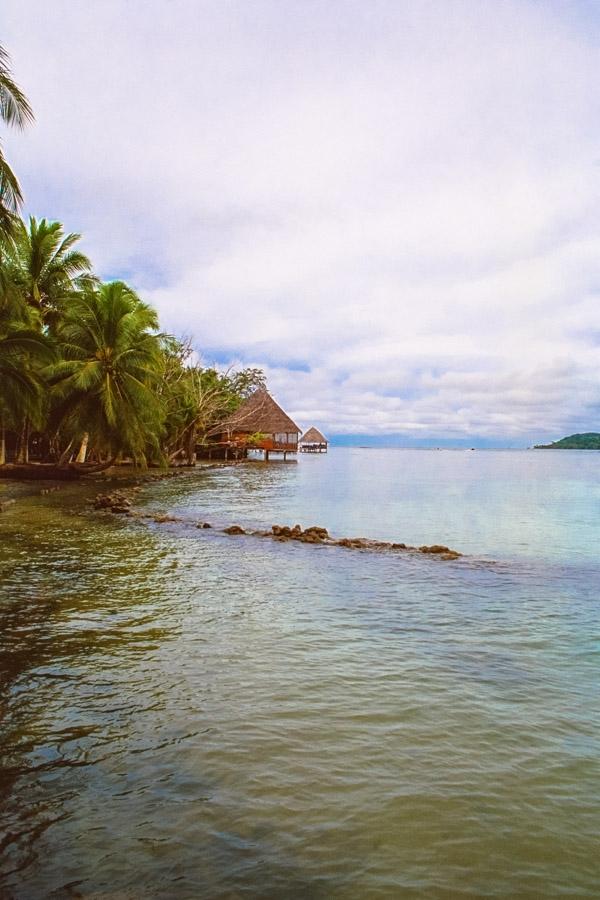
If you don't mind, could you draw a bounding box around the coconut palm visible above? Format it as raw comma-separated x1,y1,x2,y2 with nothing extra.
6,216,94,329
0,301,53,464
48,281,165,465
2,217,92,461
0,45,34,236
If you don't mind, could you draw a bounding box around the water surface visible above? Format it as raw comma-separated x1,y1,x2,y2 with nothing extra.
1,450,599,897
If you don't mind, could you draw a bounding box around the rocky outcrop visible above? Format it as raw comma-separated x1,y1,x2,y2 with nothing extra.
270,524,330,543
89,495,463,562
336,537,369,549
240,524,462,560
93,491,132,514
419,544,461,560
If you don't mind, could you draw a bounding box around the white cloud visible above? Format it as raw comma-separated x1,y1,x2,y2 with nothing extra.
4,0,600,442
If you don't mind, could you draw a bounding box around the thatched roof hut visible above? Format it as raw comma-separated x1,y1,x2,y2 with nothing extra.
300,427,327,444
219,388,301,438
216,389,301,458
299,426,328,452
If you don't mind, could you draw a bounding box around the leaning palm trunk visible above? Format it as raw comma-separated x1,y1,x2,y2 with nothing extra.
76,432,89,463
58,438,74,466
15,418,29,463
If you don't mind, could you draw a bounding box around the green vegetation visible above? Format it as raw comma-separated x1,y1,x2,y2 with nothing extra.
246,431,269,446
0,44,265,469
0,46,34,236
534,433,600,450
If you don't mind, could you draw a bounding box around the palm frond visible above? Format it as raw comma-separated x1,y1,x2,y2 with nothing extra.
0,46,34,129
0,144,23,212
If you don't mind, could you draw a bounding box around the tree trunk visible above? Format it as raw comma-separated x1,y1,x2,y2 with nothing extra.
16,419,29,464
186,425,197,466
76,432,89,464
58,438,74,466
0,423,5,466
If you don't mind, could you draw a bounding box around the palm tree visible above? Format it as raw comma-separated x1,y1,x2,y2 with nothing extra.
0,45,34,236
48,281,165,465
6,216,94,329
0,295,53,464
2,217,92,461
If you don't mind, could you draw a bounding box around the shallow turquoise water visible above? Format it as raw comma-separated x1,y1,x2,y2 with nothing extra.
1,450,599,897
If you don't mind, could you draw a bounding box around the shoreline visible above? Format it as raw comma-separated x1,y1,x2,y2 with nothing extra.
0,461,236,504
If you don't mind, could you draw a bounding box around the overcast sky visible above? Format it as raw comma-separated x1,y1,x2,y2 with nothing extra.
4,0,600,444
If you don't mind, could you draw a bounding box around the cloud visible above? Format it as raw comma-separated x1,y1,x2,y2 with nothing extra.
4,0,600,442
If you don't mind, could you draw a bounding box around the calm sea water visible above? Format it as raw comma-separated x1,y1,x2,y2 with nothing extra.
1,449,599,898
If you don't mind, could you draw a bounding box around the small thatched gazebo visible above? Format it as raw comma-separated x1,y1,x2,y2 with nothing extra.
213,389,302,460
299,426,328,453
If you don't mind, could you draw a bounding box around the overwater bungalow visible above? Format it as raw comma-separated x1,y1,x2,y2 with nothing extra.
300,427,328,453
206,389,302,461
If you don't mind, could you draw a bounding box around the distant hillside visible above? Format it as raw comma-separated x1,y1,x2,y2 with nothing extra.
534,432,600,449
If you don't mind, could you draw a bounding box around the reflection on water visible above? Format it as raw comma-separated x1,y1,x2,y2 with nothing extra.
1,451,600,898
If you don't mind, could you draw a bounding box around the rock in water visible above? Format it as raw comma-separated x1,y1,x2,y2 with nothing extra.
419,544,461,557
304,526,329,540
224,525,246,535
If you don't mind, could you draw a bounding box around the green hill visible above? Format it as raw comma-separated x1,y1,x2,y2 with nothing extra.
534,432,600,449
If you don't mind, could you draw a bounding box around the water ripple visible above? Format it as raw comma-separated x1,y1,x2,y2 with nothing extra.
1,455,600,897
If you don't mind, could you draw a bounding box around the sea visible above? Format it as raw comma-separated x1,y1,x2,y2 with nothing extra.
0,448,599,898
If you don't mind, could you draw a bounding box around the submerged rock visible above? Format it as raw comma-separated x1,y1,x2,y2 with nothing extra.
336,537,369,549
93,491,132,511
298,533,323,544
304,526,329,539
419,544,461,558
271,523,329,542
147,512,463,562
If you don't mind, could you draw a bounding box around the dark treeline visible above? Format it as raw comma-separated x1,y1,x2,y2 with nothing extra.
0,45,265,469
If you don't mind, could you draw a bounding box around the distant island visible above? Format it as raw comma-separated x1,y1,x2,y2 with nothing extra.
534,432,600,449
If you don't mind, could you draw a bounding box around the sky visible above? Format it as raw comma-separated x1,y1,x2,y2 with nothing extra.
3,0,600,446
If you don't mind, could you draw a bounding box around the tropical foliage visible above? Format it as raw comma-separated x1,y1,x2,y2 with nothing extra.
5,216,95,327
0,44,265,468
534,433,600,450
47,282,164,465
0,45,33,236
0,223,267,466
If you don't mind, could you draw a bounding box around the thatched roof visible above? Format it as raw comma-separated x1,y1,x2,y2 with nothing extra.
219,389,301,435
300,426,328,444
